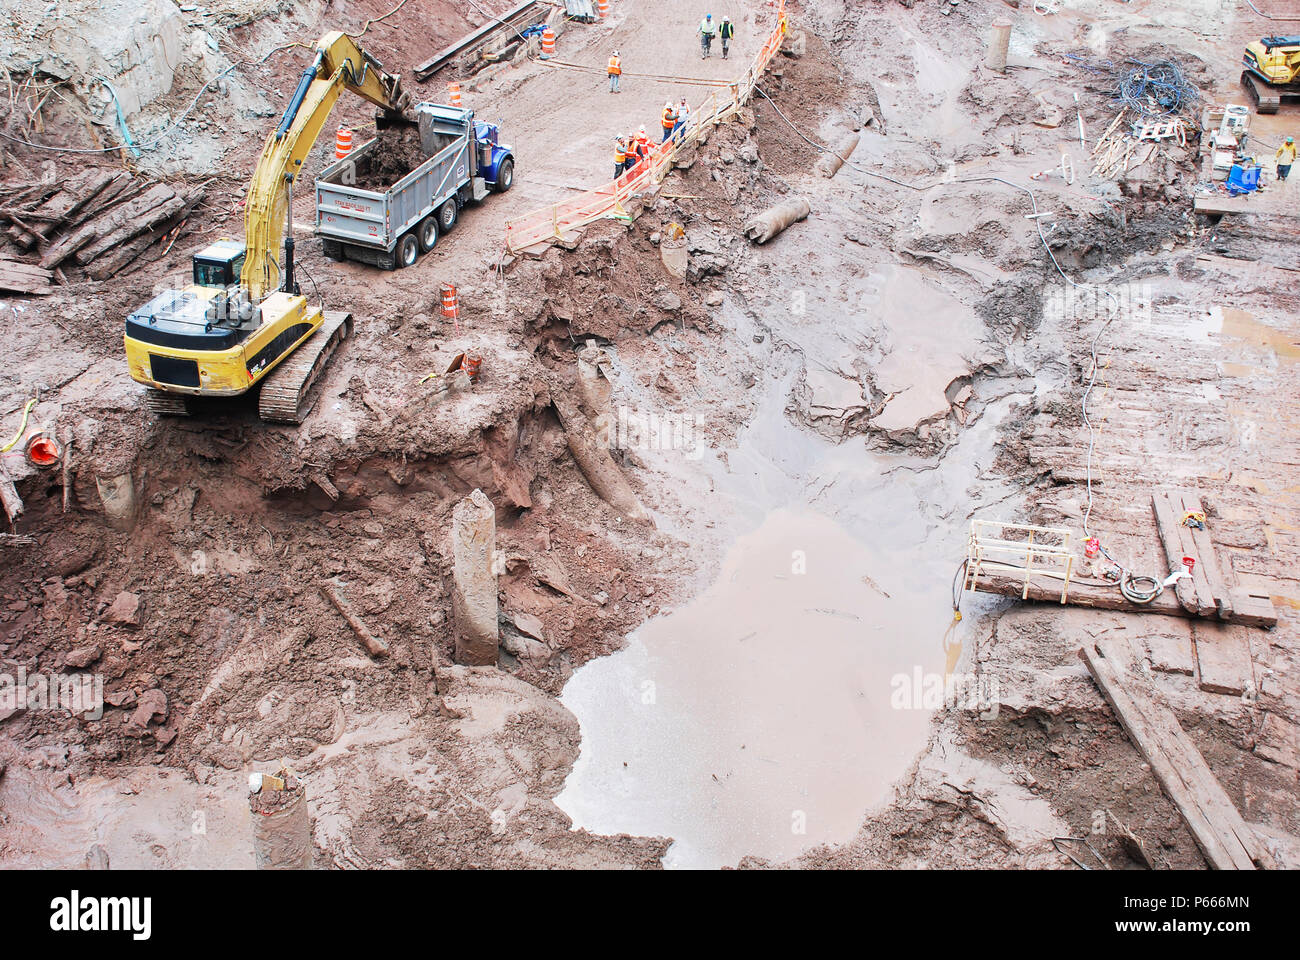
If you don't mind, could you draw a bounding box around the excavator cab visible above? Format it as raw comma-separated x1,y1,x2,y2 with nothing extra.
191,239,246,289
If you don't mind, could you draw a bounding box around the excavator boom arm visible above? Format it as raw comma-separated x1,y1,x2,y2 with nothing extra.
243,31,411,301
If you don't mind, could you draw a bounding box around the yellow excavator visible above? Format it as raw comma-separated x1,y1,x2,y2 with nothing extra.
124,32,414,423
1241,36,1300,114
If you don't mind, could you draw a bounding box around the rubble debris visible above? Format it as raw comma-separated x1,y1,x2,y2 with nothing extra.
103,591,144,630
0,168,200,286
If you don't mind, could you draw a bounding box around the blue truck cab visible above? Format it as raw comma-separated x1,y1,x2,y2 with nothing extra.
473,119,514,192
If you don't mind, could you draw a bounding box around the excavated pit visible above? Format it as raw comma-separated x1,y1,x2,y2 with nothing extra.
2,0,1299,873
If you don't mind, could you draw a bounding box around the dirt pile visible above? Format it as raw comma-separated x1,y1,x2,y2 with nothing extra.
353,122,427,190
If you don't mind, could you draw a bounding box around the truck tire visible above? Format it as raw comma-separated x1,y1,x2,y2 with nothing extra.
376,249,396,271
418,216,439,252
321,239,343,261
397,233,420,268
493,159,514,193
437,200,458,233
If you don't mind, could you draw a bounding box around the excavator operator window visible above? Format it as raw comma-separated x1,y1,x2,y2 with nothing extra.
193,253,244,288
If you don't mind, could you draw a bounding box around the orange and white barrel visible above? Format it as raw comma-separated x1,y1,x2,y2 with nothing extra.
540,28,556,59
440,283,460,320
597,0,609,17
448,82,463,108
334,126,353,159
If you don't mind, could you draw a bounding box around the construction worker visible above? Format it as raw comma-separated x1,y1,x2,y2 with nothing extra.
608,50,622,94
1276,135,1296,181
623,133,641,175
636,126,650,158
614,136,628,179
720,16,735,60
661,101,678,143
699,14,716,59
673,97,691,143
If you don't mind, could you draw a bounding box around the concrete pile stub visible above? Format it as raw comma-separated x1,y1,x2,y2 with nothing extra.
451,488,499,665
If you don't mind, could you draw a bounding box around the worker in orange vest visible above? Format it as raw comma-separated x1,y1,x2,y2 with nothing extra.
614,136,628,179
636,126,650,158
660,101,678,143
623,132,640,175
607,50,622,94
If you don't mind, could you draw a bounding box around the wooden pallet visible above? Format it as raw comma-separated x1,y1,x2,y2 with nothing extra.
963,490,1277,629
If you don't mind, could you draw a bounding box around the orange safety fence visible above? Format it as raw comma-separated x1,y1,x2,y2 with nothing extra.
505,0,788,254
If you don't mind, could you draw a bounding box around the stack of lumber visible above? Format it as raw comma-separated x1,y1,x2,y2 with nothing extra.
1088,109,1190,180
0,167,202,295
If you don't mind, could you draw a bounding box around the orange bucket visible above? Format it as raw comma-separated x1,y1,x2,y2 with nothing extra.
26,433,61,468
463,354,482,381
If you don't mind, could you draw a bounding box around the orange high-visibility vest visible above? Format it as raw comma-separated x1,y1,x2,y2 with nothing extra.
608,56,622,75
662,107,677,130
615,140,627,163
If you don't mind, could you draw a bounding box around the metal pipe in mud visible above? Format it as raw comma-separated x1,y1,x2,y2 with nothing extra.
813,133,860,178
744,196,811,244
552,393,650,523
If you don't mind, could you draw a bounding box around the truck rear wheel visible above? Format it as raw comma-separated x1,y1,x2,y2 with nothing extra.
322,239,343,261
398,232,420,268
493,159,514,193
418,216,439,253
437,200,458,234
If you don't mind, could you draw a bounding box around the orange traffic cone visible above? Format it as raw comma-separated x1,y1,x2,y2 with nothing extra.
334,126,353,159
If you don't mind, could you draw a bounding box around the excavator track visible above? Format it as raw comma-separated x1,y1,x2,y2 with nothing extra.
257,311,354,424
145,389,192,417
1242,71,1282,114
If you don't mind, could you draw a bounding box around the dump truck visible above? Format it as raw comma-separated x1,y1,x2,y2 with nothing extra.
315,103,514,269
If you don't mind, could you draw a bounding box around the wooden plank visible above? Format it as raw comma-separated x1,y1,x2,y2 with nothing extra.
40,183,174,269
1081,642,1268,869
0,259,53,295
1151,491,1199,614
1177,490,1233,619
7,168,116,249
1226,588,1277,628
1191,622,1255,696
75,192,186,265
413,0,542,79
1174,490,1228,617
971,569,1189,618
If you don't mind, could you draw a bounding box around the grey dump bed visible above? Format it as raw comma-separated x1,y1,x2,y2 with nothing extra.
315,107,474,253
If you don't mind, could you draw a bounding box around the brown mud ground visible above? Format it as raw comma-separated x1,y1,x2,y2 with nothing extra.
0,0,1298,869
